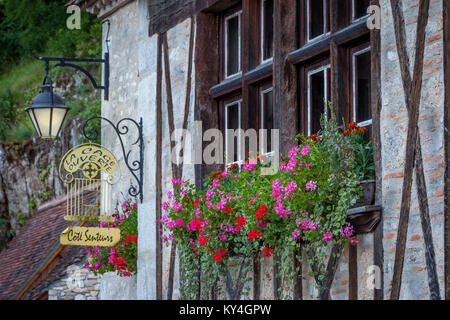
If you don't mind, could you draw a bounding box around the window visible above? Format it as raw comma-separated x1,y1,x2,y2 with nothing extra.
260,86,274,154
307,0,330,41
307,64,331,136
261,0,273,63
296,0,372,137
225,11,242,78
352,46,372,127
352,0,370,21
225,99,242,165
210,1,274,169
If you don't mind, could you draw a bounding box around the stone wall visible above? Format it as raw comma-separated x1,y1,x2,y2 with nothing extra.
100,0,195,299
0,119,80,248
48,263,101,300
380,0,445,299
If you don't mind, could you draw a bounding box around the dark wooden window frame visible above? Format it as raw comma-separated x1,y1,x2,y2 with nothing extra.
305,0,331,43
223,8,243,79
350,43,372,127
259,82,274,155
222,97,243,166
292,0,371,135
351,0,371,23
260,0,274,64
301,59,331,136
210,0,274,169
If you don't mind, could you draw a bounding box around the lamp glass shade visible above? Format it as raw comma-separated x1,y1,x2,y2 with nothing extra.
26,85,69,140
27,106,69,139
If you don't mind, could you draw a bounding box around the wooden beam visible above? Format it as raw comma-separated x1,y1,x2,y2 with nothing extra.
307,244,343,300
330,0,342,122
155,33,163,301
293,246,303,300
389,0,432,300
370,0,384,300
274,0,298,155
163,17,196,300
194,12,221,183
415,136,441,299
349,245,358,300
320,244,343,300
272,0,298,298
443,0,450,300
162,31,177,301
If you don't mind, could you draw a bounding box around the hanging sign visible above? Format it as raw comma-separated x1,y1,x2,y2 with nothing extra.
60,226,120,246
58,143,121,223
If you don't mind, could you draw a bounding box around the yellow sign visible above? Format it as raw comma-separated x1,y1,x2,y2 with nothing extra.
61,144,118,178
58,143,121,222
60,226,120,247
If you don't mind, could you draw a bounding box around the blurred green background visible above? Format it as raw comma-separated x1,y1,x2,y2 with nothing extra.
0,0,101,142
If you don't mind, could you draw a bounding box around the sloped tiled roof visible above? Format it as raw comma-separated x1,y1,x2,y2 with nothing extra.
0,191,98,300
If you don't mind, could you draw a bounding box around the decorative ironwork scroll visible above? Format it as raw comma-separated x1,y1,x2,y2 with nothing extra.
82,116,144,203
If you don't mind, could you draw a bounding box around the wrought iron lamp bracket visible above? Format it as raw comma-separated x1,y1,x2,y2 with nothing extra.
82,116,144,203
35,53,110,100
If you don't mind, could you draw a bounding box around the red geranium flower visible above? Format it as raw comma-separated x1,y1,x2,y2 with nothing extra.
256,204,268,220
198,235,208,245
213,248,227,262
248,229,262,240
236,215,247,228
125,234,133,245
224,206,233,213
193,200,200,207
264,246,272,257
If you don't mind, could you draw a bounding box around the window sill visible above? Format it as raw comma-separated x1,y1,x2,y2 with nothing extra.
210,75,242,99
244,61,273,85
346,204,381,235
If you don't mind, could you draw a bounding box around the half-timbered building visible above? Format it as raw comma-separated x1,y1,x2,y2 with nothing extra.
68,0,449,300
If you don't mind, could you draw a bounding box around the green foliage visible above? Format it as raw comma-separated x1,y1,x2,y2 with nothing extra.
0,1,102,72
66,88,101,145
161,104,366,300
351,133,375,180
85,200,138,277
0,217,15,249
0,1,102,142
28,196,37,210
33,162,52,202
17,213,27,226
0,89,20,140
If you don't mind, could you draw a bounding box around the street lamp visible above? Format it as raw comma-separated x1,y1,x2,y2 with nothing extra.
25,20,144,202
25,74,70,140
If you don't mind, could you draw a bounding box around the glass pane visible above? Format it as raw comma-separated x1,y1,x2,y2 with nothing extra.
354,0,370,20
263,0,273,61
355,50,371,123
262,89,274,153
227,103,240,162
51,108,67,137
309,0,329,39
226,14,240,76
309,0,324,39
310,70,325,134
33,108,51,138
